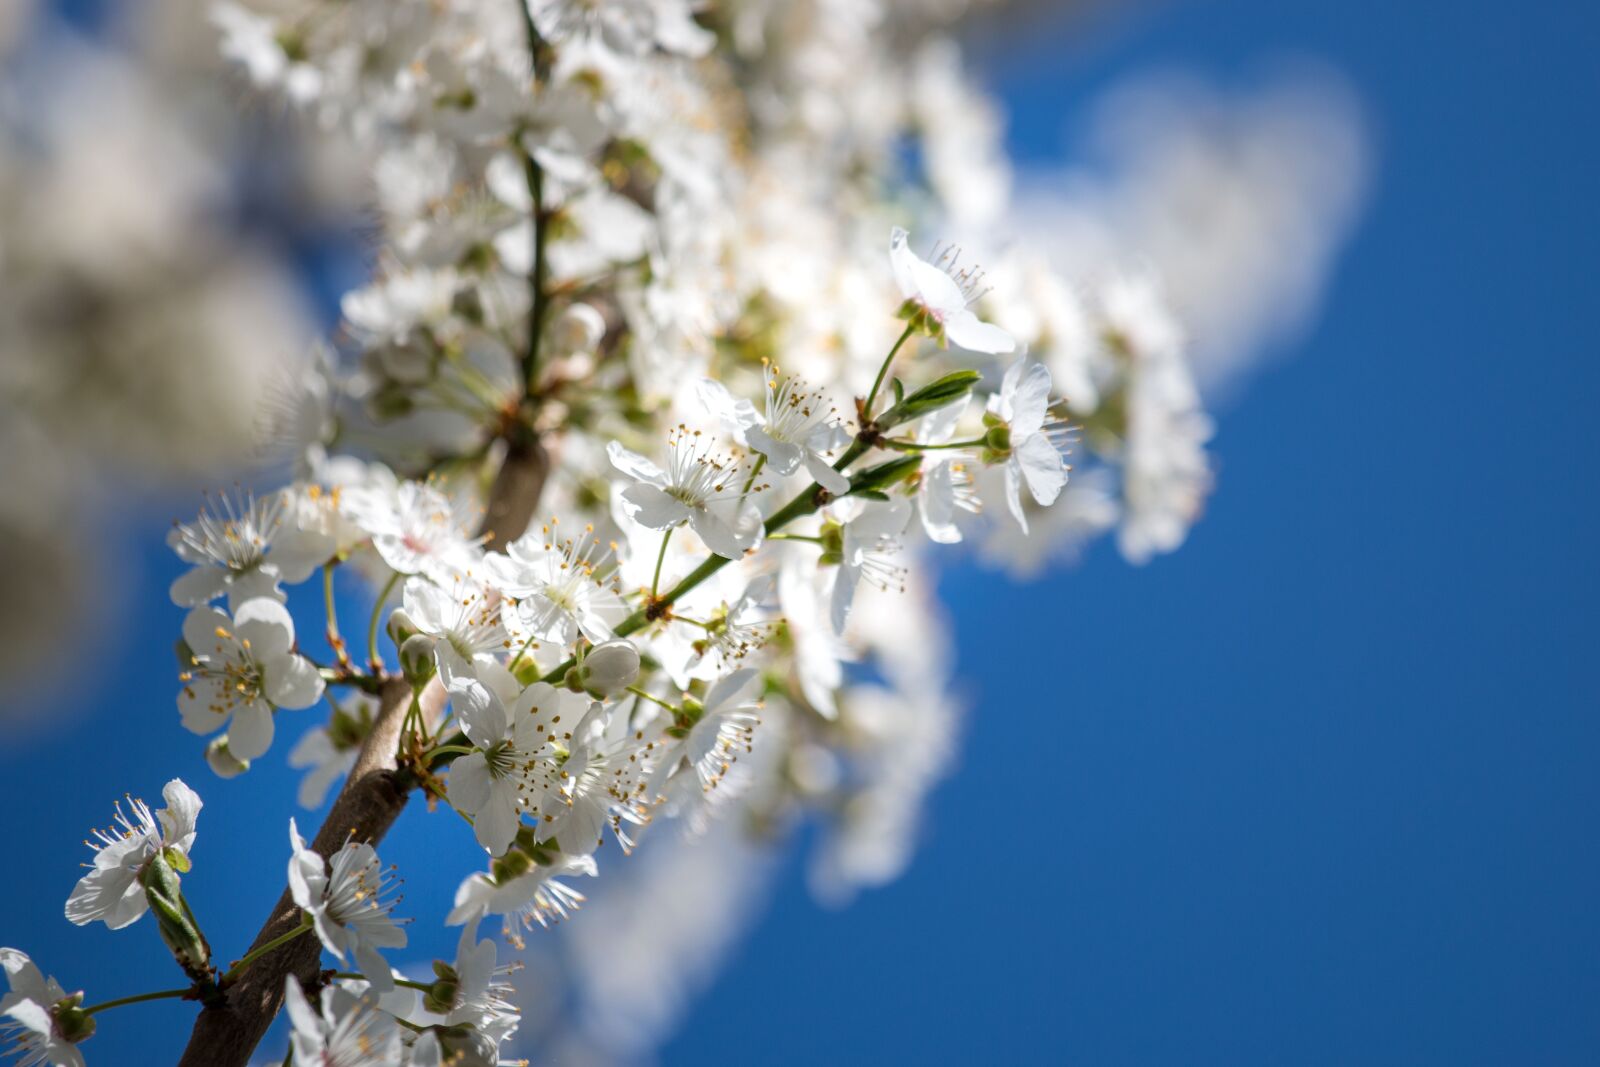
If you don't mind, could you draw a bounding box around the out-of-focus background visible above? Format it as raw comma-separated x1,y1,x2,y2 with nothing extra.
2,0,1597,1063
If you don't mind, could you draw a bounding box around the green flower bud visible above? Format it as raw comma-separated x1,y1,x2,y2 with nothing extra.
387,608,419,648
400,634,437,686
205,736,249,779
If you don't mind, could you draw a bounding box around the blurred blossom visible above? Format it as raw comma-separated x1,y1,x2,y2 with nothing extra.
1008,67,1369,394
0,23,316,700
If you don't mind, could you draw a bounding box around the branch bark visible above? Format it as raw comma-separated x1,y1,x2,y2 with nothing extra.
178,440,548,1067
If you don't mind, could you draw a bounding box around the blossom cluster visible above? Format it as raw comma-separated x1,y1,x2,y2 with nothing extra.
1,1,1253,1064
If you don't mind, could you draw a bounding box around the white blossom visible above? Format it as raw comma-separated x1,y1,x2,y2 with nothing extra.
178,598,324,761
283,977,401,1067
609,433,764,560
890,227,1016,354
65,778,201,930
985,358,1073,533
0,950,86,1067
287,820,408,992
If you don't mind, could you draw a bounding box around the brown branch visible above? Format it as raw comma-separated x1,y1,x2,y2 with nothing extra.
178,440,548,1067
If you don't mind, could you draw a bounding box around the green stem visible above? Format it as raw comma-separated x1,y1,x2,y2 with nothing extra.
506,630,541,673
367,571,402,669
223,915,311,982
323,565,353,673
738,453,767,505
863,323,916,419
651,527,674,599
626,686,679,712
768,533,823,544
427,744,477,760
83,988,192,1016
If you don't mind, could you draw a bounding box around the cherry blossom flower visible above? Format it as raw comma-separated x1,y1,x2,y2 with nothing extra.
890,227,1016,354
178,598,324,761
697,375,851,494
401,576,511,691
167,489,333,610
1,950,88,1067
984,358,1072,533
447,853,598,942
608,432,764,560
287,820,408,992
449,682,585,856
826,498,913,635
909,397,981,545
282,977,401,1067
539,700,659,855
649,669,763,800
483,522,627,648
66,779,201,930
341,480,477,584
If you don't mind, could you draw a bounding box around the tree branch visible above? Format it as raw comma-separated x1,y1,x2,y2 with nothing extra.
178,441,549,1067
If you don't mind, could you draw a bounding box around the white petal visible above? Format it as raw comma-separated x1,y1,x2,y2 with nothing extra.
229,701,275,760
1016,432,1067,506
265,654,325,710
945,309,1016,355
159,779,203,852
450,678,508,749
1002,358,1053,438
804,450,851,495
746,427,802,474
691,508,751,560
606,440,665,485
474,783,520,856
909,257,966,315
233,597,296,659
888,226,918,299
1003,460,1030,534
169,567,227,607
695,378,760,435
182,606,233,660
447,753,493,815
621,483,691,530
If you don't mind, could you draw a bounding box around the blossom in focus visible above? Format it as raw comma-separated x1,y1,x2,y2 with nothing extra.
609,433,763,560
282,976,401,1067
287,820,407,992
698,374,851,494
0,949,88,1067
178,598,324,761
484,522,627,648
984,358,1072,533
167,489,333,611
890,227,1016,355
449,682,584,856
65,778,201,930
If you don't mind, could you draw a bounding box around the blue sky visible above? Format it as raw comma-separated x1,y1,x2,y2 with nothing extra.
4,1,1598,1064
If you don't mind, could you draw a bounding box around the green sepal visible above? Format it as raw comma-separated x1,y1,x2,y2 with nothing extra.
877,369,981,429
847,455,921,495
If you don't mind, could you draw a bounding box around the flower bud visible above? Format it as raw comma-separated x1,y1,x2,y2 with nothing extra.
400,634,437,686
574,639,640,697
205,736,250,779
424,961,462,1015
387,607,419,647
553,302,605,353
141,852,210,973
